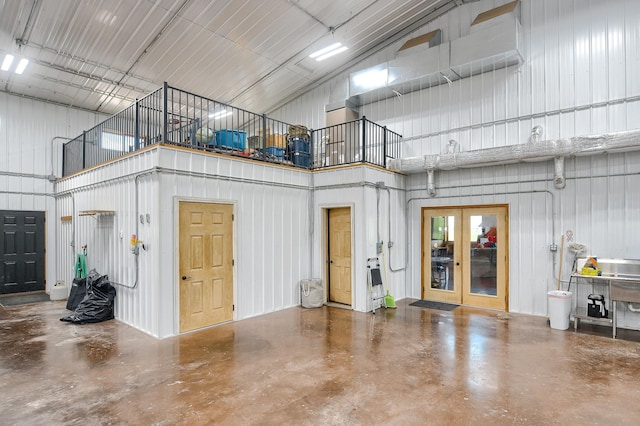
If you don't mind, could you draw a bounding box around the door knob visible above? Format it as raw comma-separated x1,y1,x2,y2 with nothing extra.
181,275,191,280
329,260,334,264
456,262,460,266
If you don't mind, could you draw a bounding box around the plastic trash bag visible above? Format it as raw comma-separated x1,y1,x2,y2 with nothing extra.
61,270,116,324
65,277,87,311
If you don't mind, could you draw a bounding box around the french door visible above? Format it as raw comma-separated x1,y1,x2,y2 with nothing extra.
422,205,508,310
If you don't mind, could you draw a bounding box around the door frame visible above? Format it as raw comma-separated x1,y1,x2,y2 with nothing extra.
320,204,355,308
174,197,237,334
421,204,509,311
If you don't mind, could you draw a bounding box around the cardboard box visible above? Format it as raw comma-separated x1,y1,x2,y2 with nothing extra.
266,134,287,148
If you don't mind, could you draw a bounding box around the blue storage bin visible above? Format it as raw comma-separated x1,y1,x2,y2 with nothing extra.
261,146,285,160
289,136,310,167
289,136,310,153
215,130,247,150
292,151,310,167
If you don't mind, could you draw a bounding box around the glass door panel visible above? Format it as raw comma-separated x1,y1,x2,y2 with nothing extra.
469,214,498,296
462,207,507,310
423,205,508,311
423,209,462,304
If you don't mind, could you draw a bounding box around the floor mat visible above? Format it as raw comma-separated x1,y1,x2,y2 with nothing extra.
409,300,459,311
0,292,51,307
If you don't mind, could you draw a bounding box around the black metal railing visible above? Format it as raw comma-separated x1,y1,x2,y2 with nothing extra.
62,84,402,176
310,116,402,169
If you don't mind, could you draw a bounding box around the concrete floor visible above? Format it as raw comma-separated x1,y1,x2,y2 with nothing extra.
1,299,640,425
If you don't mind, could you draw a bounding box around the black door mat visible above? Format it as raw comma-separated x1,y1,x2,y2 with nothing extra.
0,292,51,307
409,300,459,311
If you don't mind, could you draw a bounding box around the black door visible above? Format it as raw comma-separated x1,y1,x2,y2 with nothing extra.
1,210,45,294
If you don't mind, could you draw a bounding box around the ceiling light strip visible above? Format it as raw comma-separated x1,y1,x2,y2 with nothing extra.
309,42,343,59
15,58,29,74
1,54,14,71
315,46,348,61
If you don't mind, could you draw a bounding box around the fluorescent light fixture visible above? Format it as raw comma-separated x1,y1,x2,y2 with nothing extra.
309,42,348,61
315,45,348,62
209,109,231,119
1,54,14,71
15,58,28,74
309,42,342,59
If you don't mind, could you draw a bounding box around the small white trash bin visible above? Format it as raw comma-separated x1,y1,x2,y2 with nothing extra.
547,290,573,330
50,281,69,301
300,279,324,308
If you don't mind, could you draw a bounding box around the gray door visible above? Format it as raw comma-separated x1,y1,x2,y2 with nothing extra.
1,211,46,294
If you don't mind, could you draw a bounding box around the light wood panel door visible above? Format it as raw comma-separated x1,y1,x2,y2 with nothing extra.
422,205,508,310
328,207,352,305
179,202,234,332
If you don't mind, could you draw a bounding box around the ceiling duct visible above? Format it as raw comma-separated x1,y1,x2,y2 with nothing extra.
450,1,523,79
388,128,640,174
346,1,524,106
348,30,451,105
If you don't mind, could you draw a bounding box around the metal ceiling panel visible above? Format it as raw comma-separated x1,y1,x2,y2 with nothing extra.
0,0,463,115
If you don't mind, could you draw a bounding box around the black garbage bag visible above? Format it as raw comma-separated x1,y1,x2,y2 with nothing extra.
65,277,87,311
61,271,116,324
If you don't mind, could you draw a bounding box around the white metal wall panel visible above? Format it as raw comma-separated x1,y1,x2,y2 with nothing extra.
272,0,639,156
0,91,107,294
404,151,640,328
156,148,311,337
55,149,160,336
312,166,405,310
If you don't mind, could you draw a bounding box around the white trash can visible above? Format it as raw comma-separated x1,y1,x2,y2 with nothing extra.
50,281,69,301
547,290,573,330
300,279,324,308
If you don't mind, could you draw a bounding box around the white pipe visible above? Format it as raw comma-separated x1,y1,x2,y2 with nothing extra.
427,169,436,197
390,128,640,173
553,156,566,189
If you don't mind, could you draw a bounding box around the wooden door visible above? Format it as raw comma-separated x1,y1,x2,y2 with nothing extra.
179,202,234,332
1,210,45,294
328,207,352,305
422,205,508,310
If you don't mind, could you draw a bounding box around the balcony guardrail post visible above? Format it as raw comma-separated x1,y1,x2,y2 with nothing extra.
383,125,387,168
361,116,366,164
135,99,140,151
62,142,67,176
82,131,87,170
162,82,168,144
310,128,314,170
262,113,267,156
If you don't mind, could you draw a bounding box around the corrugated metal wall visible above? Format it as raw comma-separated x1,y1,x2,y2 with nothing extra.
155,149,312,337
55,149,159,335
0,91,106,293
311,166,406,312
272,0,640,145
271,0,640,328
56,147,313,338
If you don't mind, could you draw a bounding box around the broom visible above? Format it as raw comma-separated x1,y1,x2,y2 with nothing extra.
381,245,397,308
557,234,565,291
